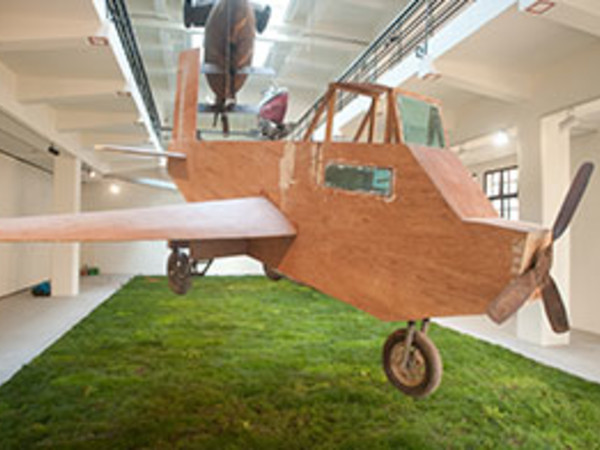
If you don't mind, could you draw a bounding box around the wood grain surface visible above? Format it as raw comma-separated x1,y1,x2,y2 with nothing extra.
165,53,551,321
0,197,295,243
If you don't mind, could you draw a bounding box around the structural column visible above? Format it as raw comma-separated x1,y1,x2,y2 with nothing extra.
517,112,571,346
51,153,81,297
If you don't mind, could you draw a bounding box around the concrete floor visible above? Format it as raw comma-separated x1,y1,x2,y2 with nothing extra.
0,275,598,387
437,315,600,384
0,275,131,386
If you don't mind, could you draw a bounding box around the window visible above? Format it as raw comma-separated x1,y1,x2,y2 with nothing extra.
484,166,519,220
324,163,393,197
397,95,446,148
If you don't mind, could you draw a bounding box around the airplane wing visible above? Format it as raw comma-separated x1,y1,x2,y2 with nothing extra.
0,197,296,243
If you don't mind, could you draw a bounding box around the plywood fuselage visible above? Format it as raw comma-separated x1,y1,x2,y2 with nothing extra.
168,48,549,322
168,138,547,321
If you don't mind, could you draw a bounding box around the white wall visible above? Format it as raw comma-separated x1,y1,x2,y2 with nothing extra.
81,179,263,276
467,154,518,186
570,132,600,335
0,153,52,297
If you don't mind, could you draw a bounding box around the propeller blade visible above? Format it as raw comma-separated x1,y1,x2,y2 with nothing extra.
487,270,537,324
541,277,570,334
553,162,595,240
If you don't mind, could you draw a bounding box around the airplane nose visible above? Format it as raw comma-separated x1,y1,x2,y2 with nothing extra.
486,162,595,333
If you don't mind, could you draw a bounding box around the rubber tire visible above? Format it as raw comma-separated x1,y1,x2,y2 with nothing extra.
263,264,283,282
168,251,192,295
383,328,443,398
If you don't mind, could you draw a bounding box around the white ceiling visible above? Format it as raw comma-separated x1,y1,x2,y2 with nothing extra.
1,0,599,180
0,0,154,175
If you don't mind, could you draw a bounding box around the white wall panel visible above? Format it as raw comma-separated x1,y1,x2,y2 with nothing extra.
0,153,52,297
81,180,263,276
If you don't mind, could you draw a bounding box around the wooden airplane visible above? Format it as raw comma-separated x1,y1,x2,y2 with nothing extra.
0,49,594,398
184,0,274,135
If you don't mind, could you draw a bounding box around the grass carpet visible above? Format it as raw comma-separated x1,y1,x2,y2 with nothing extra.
0,277,599,449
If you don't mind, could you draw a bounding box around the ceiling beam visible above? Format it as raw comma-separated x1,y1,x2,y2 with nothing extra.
18,77,127,104
0,22,105,51
56,111,140,133
81,131,149,149
435,59,532,103
527,0,600,38
133,18,366,52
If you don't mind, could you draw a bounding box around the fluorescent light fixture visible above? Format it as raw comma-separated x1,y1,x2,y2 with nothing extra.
493,131,510,148
109,183,121,195
253,40,273,67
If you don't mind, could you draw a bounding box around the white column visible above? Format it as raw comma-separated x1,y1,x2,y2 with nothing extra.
52,153,81,297
517,112,571,346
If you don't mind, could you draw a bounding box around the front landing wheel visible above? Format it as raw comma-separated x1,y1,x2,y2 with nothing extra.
263,264,283,281
168,251,192,295
383,327,442,398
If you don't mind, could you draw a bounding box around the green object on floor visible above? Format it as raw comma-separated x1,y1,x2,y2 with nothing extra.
0,277,598,449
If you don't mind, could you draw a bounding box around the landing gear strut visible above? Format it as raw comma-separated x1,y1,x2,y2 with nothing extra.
167,244,214,295
167,248,192,295
382,319,442,398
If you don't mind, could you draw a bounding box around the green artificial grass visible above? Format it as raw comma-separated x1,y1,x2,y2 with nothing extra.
0,277,599,449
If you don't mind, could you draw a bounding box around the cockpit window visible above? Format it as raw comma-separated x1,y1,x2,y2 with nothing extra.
397,95,446,149
325,163,393,197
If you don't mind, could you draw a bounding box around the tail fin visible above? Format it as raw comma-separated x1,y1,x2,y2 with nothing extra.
172,48,201,145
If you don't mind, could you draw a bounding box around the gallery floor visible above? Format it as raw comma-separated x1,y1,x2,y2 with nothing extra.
0,275,132,385
1,275,599,387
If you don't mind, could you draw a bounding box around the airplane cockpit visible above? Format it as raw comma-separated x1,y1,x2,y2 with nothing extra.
300,82,448,199
302,82,447,150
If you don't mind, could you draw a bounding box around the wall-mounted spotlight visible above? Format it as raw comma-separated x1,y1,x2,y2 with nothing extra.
47,145,60,156
559,111,578,131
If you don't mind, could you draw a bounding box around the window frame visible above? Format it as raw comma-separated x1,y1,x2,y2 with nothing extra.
323,162,395,199
395,90,448,150
483,165,519,220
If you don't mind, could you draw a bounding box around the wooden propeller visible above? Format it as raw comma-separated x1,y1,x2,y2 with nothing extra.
487,162,595,333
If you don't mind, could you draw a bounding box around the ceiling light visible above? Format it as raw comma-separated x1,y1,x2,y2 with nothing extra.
493,131,510,148
87,36,109,47
109,183,121,195
525,0,556,15
89,170,98,179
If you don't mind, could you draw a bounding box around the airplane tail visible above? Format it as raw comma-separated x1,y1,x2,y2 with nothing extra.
486,162,595,333
172,49,201,146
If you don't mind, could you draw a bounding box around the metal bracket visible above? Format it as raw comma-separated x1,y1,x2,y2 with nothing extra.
400,320,417,369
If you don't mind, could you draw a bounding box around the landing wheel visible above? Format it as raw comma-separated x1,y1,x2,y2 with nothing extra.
168,250,192,295
263,264,283,281
383,322,442,398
